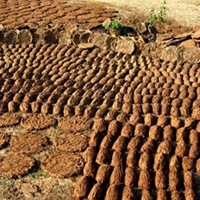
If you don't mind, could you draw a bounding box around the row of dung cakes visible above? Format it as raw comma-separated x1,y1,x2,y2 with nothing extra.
0,44,199,119
75,118,200,200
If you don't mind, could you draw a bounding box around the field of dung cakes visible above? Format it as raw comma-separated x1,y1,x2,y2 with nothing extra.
0,0,200,199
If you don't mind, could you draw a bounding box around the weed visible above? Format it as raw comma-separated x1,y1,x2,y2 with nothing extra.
0,177,15,185
96,105,104,109
148,34,154,41
103,19,127,36
85,128,92,133
180,116,186,120
47,127,62,137
0,177,15,198
77,24,82,29
29,170,50,179
33,154,42,161
84,128,93,137
146,0,169,26
146,7,157,25
132,187,142,195
151,189,157,196
40,171,49,178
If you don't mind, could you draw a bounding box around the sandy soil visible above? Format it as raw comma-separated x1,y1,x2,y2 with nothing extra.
81,0,200,27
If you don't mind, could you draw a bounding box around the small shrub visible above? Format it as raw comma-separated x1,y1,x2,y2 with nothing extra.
146,0,169,25
103,19,127,36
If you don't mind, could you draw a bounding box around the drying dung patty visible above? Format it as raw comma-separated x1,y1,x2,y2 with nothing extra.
0,112,21,127
0,153,35,178
0,133,10,149
41,152,84,178
58,115,93,133
52,132,89,152
10,132,48,154
21,113,57,131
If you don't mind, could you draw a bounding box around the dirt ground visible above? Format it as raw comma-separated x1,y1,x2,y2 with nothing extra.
0,0,200,200
85,0,200,27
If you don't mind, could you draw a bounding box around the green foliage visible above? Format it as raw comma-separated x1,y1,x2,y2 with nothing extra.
146,0,169,25
103,19,127,36
77,24,82,29
109,19,123,30
29,170,50,179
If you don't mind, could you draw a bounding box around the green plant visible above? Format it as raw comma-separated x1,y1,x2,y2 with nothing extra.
29,170,49,179
0,177,15,198
146,0,169,25
77,24,82,29
96,105,105,109
103,19,127,36
47,127,62,137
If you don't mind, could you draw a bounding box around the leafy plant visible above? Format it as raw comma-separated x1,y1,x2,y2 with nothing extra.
103,19,127,36
146,0,169,25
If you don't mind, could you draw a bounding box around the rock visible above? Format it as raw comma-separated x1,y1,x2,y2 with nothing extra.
111,38,135,54
179,39,196,47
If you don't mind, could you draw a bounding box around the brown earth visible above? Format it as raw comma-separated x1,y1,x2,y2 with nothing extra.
0,0,200,200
